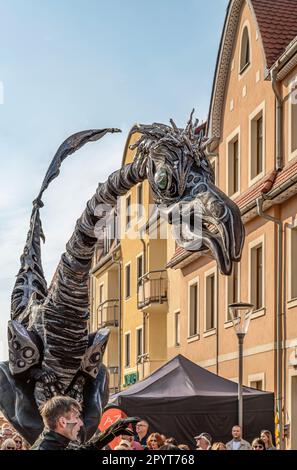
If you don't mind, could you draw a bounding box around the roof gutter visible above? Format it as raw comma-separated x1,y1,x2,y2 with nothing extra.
268,36,297,81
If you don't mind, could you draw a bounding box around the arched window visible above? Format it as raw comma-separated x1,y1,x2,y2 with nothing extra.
240,26,250,73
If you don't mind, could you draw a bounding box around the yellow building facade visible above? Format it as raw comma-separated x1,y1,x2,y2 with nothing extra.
90,0,297,450
90,130,168,392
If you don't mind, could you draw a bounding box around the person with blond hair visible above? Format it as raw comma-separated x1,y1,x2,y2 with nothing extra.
13,433,23,450
260,430,276,450
212,442,227,450
1,438,16,450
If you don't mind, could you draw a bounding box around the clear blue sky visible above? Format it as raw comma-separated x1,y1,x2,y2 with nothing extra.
0,0,228,359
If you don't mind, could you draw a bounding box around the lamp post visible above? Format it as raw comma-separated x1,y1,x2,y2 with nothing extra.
228,302,254,432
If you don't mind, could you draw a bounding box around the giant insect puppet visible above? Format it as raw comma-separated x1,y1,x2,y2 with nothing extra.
0,113,244,445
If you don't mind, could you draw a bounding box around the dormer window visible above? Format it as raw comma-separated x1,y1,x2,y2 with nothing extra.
240,26,250,74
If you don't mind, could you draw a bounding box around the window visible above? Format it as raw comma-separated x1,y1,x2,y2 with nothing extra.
250,243,263,310
227,263,240,321
175,311,180,346
290,226,297,299
205,273,216,331
250,104,265,181
209,157,217,185
99,284,104,304
248,373,265,391
126,195,131,230
227,133,240,196
189,282,199,337
240,26,250,74
125,333,131,368
125,264,131,299
137,183,143,219
289,79,297,158
137,254,143,285
250,380,263,391
136,327,143,361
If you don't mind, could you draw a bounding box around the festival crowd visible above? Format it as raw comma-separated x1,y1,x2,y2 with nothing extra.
0,396,277,451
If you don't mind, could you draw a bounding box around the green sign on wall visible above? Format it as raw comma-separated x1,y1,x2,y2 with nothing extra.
124,372,138,387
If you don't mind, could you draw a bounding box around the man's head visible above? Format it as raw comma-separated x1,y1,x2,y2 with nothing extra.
120,433,134,443
195,432,212,450
2,425,13,440
135,420,149,437
39,396,83,442
232,425,242,440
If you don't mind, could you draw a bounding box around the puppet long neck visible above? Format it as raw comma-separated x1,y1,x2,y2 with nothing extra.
41,159,145,388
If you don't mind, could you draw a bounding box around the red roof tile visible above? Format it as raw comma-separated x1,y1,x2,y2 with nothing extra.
251,0,297,69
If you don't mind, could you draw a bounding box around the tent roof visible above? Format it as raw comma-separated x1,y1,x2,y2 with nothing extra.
112,354,271,400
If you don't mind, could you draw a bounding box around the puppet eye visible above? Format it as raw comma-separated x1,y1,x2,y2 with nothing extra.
154,167,168,190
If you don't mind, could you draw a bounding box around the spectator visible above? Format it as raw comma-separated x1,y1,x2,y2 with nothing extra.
147,433,164,450
134,420,149,447
159,443,178,450
120,433,143,450
32,395,135,450
194,432,212,450
118,439,132,449
1,425,13,441
226,425,251,450
13,433,23,450
251,438,266,450
178,444,190,450
165,437,178,446
260,430,277,450
1,438,16,450
212,442,227,450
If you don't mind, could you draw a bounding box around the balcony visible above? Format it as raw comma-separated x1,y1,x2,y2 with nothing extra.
97,299,119,328
137,270,168,311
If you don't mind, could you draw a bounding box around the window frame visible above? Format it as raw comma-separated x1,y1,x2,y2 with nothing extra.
125,194,132,231
175,310,181,347
204,267,217,335
248,101,266,186
238,22,252,78
136,183,144,220
225,262,241,327
288,221,297,303
136,326,143,362
226,126,241,198
187,277,200,340
124,331,131,369
248,235,265,316
288,76,297,161
124,262,131,300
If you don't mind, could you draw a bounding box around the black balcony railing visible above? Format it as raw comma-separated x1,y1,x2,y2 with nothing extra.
137,270,168,309
97,299,119,328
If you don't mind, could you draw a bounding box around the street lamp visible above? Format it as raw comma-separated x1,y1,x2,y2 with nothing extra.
228,302,254,432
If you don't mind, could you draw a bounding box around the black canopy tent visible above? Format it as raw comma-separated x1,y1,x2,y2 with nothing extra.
110,355,274,447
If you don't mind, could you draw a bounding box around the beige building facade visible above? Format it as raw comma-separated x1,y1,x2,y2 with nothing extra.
167,0,297,450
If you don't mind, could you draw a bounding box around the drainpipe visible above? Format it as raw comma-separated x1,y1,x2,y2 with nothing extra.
216,265,219,375
283,220,295,442
256,196,284,449
271,69,283,171
112,254,122,392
